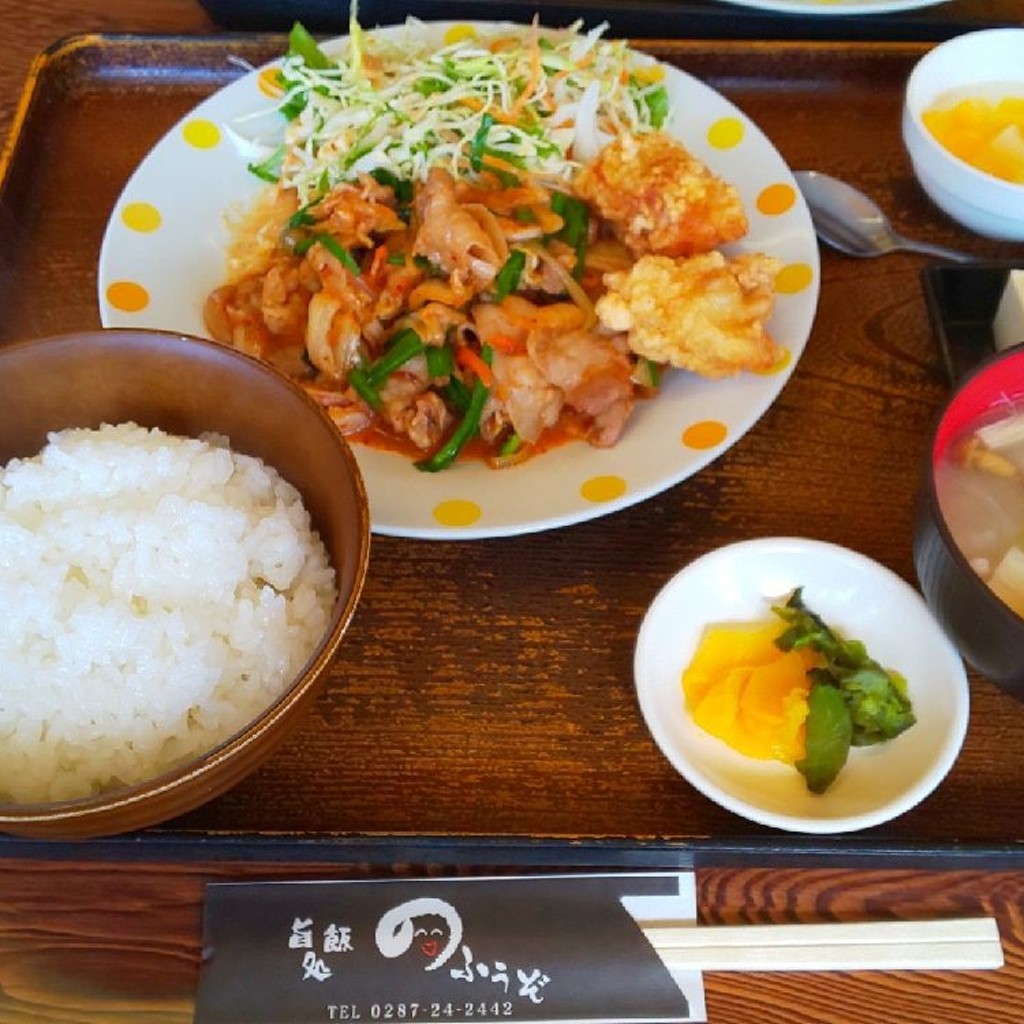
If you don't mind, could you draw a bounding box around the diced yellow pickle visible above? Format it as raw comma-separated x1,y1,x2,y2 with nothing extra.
682,620,821,764
923,95,1024,183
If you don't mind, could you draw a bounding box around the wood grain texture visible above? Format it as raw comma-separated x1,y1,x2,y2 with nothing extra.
0,859,1022,1022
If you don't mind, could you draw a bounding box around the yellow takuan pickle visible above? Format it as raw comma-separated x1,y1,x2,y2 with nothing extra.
922,95,1024,184
682,620,824,764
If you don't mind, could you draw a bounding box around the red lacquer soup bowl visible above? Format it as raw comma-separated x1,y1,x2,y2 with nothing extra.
914,345,1024,698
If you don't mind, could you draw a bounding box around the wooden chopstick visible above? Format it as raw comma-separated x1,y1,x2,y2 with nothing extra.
640,917,1004,972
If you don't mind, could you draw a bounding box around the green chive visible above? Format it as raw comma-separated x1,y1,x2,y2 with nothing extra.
416,378,490,473
312,234,361,275
278,86,308,122
348,367,383,412
287,22,331,70
425,344,454,379
285,205,318,231
364,328,425,387
549,192,589,279
247,145,286,184
644,86,670,129
369,167,414,205
493,249,526,301
500,433,523,457
470,113,496,173
443,376,473,414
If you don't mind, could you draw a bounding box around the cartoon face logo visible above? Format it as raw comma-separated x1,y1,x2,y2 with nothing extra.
376,898,463,971
413,918,449,960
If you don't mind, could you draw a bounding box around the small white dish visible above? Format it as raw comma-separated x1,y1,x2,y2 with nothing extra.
902,28,1024,242
634,537,970,834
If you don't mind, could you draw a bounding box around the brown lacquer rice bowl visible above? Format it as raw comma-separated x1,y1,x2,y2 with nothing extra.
0,329,370,838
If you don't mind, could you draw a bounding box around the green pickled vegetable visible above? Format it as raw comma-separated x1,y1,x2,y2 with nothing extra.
842,666,916,747
797,680,853,795
772,587,916,794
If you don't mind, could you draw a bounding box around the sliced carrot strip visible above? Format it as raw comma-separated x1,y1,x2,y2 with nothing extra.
367,244,389,287
486,333,527,356
455,345,496,386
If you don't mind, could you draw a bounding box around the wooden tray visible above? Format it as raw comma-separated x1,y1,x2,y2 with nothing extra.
3,33,1024,868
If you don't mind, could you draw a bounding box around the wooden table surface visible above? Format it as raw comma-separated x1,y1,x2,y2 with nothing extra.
4,1,1024,1021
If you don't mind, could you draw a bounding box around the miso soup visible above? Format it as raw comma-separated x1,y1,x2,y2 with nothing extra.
935,407,1024,618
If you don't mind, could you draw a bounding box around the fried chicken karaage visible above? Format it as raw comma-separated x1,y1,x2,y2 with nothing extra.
575,131,749,258
596,251,782,379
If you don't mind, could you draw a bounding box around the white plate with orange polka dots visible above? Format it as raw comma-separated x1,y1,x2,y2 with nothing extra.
98,21,819,540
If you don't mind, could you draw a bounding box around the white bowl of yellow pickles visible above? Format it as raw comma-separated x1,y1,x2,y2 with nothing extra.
634,538,970,834
902,28,1024,241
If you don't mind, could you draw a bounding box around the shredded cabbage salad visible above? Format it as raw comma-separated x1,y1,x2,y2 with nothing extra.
251,16,673,205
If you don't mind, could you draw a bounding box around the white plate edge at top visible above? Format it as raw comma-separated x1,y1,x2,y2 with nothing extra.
710,0,951,15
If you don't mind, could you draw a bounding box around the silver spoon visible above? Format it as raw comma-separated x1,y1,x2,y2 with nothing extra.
794,170,979,263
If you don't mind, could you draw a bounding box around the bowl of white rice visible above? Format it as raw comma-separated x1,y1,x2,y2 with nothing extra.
0,329,370,838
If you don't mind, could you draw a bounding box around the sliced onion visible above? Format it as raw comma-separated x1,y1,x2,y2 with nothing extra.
523,240,597,330
572,81,612,165
569,21,610,64
465,203,510,272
